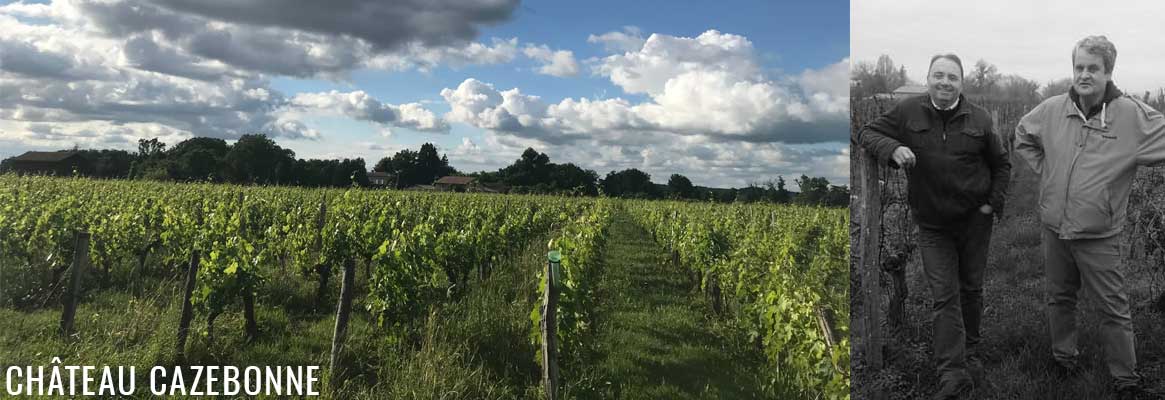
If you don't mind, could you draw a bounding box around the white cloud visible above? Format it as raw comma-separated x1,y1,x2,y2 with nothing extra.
593,30,761,96
587,26,645,53
522,44,579,77
365,37,519,72
0,0,528,79
456,137,481,154
441,78,559,140
443,30,849,145
290,90,450,133
435,29,851,186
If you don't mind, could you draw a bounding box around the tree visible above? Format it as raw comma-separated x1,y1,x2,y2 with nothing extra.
824,185,850,207
763,176,792,203
76,149,133,178
168,137,229,181
601,169,656,198
137,138,167,159
875,55,907,92
548,163,598,196
794,175,831,205
735,184,766,203
997,74,1041,103
850,61,877,98
489,148,599,195
416,143,456,185
966,59,1000,96
1040,78,1073,99
223,134,296,185
373,143,455,188
851,55,909,98
667,174,696,199
500,147,552,187
129,137,172,180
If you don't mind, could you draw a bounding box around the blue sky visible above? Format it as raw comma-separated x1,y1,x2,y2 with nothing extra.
0,0,849,188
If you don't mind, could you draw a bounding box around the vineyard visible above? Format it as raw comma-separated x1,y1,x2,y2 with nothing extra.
851,96,1165,399
0,174,849,399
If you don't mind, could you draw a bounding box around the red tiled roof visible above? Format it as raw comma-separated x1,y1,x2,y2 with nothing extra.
435,176,475,185
12,151,82,162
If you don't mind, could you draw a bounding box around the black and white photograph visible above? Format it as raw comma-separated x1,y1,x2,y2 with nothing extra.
851,1,1165,399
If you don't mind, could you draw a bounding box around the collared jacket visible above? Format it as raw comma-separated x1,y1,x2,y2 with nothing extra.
857,94,1011,227
1015,83,1165,239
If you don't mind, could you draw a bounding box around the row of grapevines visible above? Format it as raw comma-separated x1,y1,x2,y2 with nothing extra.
626,201,850,399
0,175,592,331
530,198,613,366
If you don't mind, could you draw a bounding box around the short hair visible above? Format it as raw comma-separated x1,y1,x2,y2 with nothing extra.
1073,35,1116,73
928,53,964,77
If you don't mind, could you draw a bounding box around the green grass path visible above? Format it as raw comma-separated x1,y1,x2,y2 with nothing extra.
581,211,765,399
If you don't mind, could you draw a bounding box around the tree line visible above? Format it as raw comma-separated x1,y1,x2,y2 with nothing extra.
0,135,849,206
852,54,1165,110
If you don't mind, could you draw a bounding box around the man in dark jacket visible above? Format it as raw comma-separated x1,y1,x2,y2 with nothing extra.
856,53,1011,400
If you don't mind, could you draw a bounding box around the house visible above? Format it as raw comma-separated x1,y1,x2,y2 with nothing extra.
434,176,476,192
892,84,929,97
475,183,509,194
367,171,393,187
5,151,90,176
872,84,929,101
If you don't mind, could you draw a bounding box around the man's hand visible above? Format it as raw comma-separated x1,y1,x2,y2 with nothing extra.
979,204,993,215
892,146,916,168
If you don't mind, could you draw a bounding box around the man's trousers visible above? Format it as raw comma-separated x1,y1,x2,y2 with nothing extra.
917,210,993,383
1042,228,1139,388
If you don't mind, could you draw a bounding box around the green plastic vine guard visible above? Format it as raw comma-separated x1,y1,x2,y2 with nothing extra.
547,250,562,288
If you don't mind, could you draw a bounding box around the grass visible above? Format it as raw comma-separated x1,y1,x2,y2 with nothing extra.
862,162,1165,399
562,211,769,400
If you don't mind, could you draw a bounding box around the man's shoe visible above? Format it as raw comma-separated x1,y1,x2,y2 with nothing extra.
1052,359,1085,378
932,378,973,400
967,356,987,390
1117,384,1165,400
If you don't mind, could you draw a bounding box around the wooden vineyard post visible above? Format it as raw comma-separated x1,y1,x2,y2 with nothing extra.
237,192,259,343
854,146,886,399
176,250,200,362
242,289,258,343
815,305,844,374
541,251,561,400
329,257,356,388
710,275,723,316
314,196,329,308
60,231,90,339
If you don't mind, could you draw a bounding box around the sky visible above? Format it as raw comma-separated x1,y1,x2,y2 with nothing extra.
0,0,850,189
852,0,1165,96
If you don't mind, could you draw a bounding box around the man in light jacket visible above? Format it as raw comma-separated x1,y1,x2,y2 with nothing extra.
1014,35,1165,400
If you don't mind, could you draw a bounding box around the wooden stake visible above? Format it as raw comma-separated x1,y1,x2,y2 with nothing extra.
855,146,886,399
242,289,258,343
176,250,200,361
314,197,329,307
540,258,559,400
60,231,89,339
329,257,356,387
